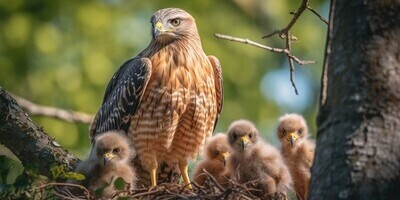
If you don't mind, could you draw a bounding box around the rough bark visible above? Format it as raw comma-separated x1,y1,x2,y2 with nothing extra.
310,0,400,199
0,87,79,178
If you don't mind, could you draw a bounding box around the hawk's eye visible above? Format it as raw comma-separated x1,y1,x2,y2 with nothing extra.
298,128,303,135
170,18,181,26
282,130,287,137
113,148,121,154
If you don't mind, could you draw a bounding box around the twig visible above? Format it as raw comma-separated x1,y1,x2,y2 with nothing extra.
257,0,327,94
33,182,92,199
202,169,226,192
125,189,160,198
216,0,325,95
260,0,311,94
262,0,309,39
12,94,94,124
214,33,315,66
307,5,329,25
286,30,299,95
215,0,324,95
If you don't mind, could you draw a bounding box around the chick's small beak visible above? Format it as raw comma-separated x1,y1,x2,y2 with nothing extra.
103,152,117,165
287,132,299,146
240,136,250,151
219,152,230,166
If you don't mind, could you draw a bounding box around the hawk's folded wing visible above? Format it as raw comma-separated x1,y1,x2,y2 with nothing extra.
208,55,223,132
89,57,152,141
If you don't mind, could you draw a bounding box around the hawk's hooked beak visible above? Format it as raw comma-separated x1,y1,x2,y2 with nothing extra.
153,21,168,38
103,152,117,165
218,152,230,166
240,135,250,151
287,132,299,146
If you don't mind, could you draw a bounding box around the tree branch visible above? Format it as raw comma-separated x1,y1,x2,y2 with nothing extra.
13,95,94,124
262,0,308,39
214,33,315,95
286,30,299,95
262,0,327,39
215,0,327,95
214,33,315,66
307,5,329,25
0,87,79,178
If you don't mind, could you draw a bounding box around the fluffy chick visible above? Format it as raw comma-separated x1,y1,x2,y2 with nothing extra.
277,114,315,200
227,120,292,199
193,133,230,186
73,131,136,197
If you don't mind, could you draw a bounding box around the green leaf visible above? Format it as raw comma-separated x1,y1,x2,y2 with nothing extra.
60,172,86,181
117,197,129,200
113,177,126,190
50,164,64,179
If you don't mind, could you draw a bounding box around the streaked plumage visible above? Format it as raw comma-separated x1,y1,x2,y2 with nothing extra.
277,114,315,200
193,133,230,186
227,120,292,199
73,131,136,197
89,8,223,187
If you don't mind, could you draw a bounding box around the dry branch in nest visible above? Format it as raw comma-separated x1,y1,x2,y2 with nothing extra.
14,171,288,200
215,0,327,95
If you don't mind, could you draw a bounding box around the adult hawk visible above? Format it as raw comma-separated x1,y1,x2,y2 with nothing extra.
89,8,223,188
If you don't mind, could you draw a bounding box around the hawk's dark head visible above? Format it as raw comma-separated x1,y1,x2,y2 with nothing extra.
150,8,199,44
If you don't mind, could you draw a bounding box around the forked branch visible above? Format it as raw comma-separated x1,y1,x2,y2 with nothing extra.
216,0,327,95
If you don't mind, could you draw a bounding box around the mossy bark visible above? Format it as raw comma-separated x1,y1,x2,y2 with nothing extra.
0,87,79,178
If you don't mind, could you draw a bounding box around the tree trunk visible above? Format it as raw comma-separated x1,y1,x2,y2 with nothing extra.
310,0,400,199
0,87,79,178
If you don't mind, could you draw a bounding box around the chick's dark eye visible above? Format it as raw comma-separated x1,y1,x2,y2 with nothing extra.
282,130,287,136
213,150,219,156
170,18,181,26
232,134,237,141
113,148,120,154
249,132,253,138
298,128,303,135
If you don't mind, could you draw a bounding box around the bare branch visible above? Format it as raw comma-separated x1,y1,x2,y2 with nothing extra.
307,5,329,25
214,33,315,66
286,30,299,95
202,168,226,192
216,0,324,95
262,0,309,39
34,182,91,199
12,94,94,124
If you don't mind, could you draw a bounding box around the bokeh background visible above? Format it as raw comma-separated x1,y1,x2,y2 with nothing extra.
0,0,328,185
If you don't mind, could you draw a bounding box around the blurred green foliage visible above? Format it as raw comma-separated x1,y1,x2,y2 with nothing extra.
0,0,328,183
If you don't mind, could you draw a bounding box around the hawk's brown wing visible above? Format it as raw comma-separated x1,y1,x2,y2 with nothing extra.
208,55,223,131
89,57,152,141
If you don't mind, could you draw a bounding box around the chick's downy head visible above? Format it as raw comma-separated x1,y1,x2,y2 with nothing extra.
94,131,133,165
227,120,259,152
205,133,230,165
277,114,308,147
